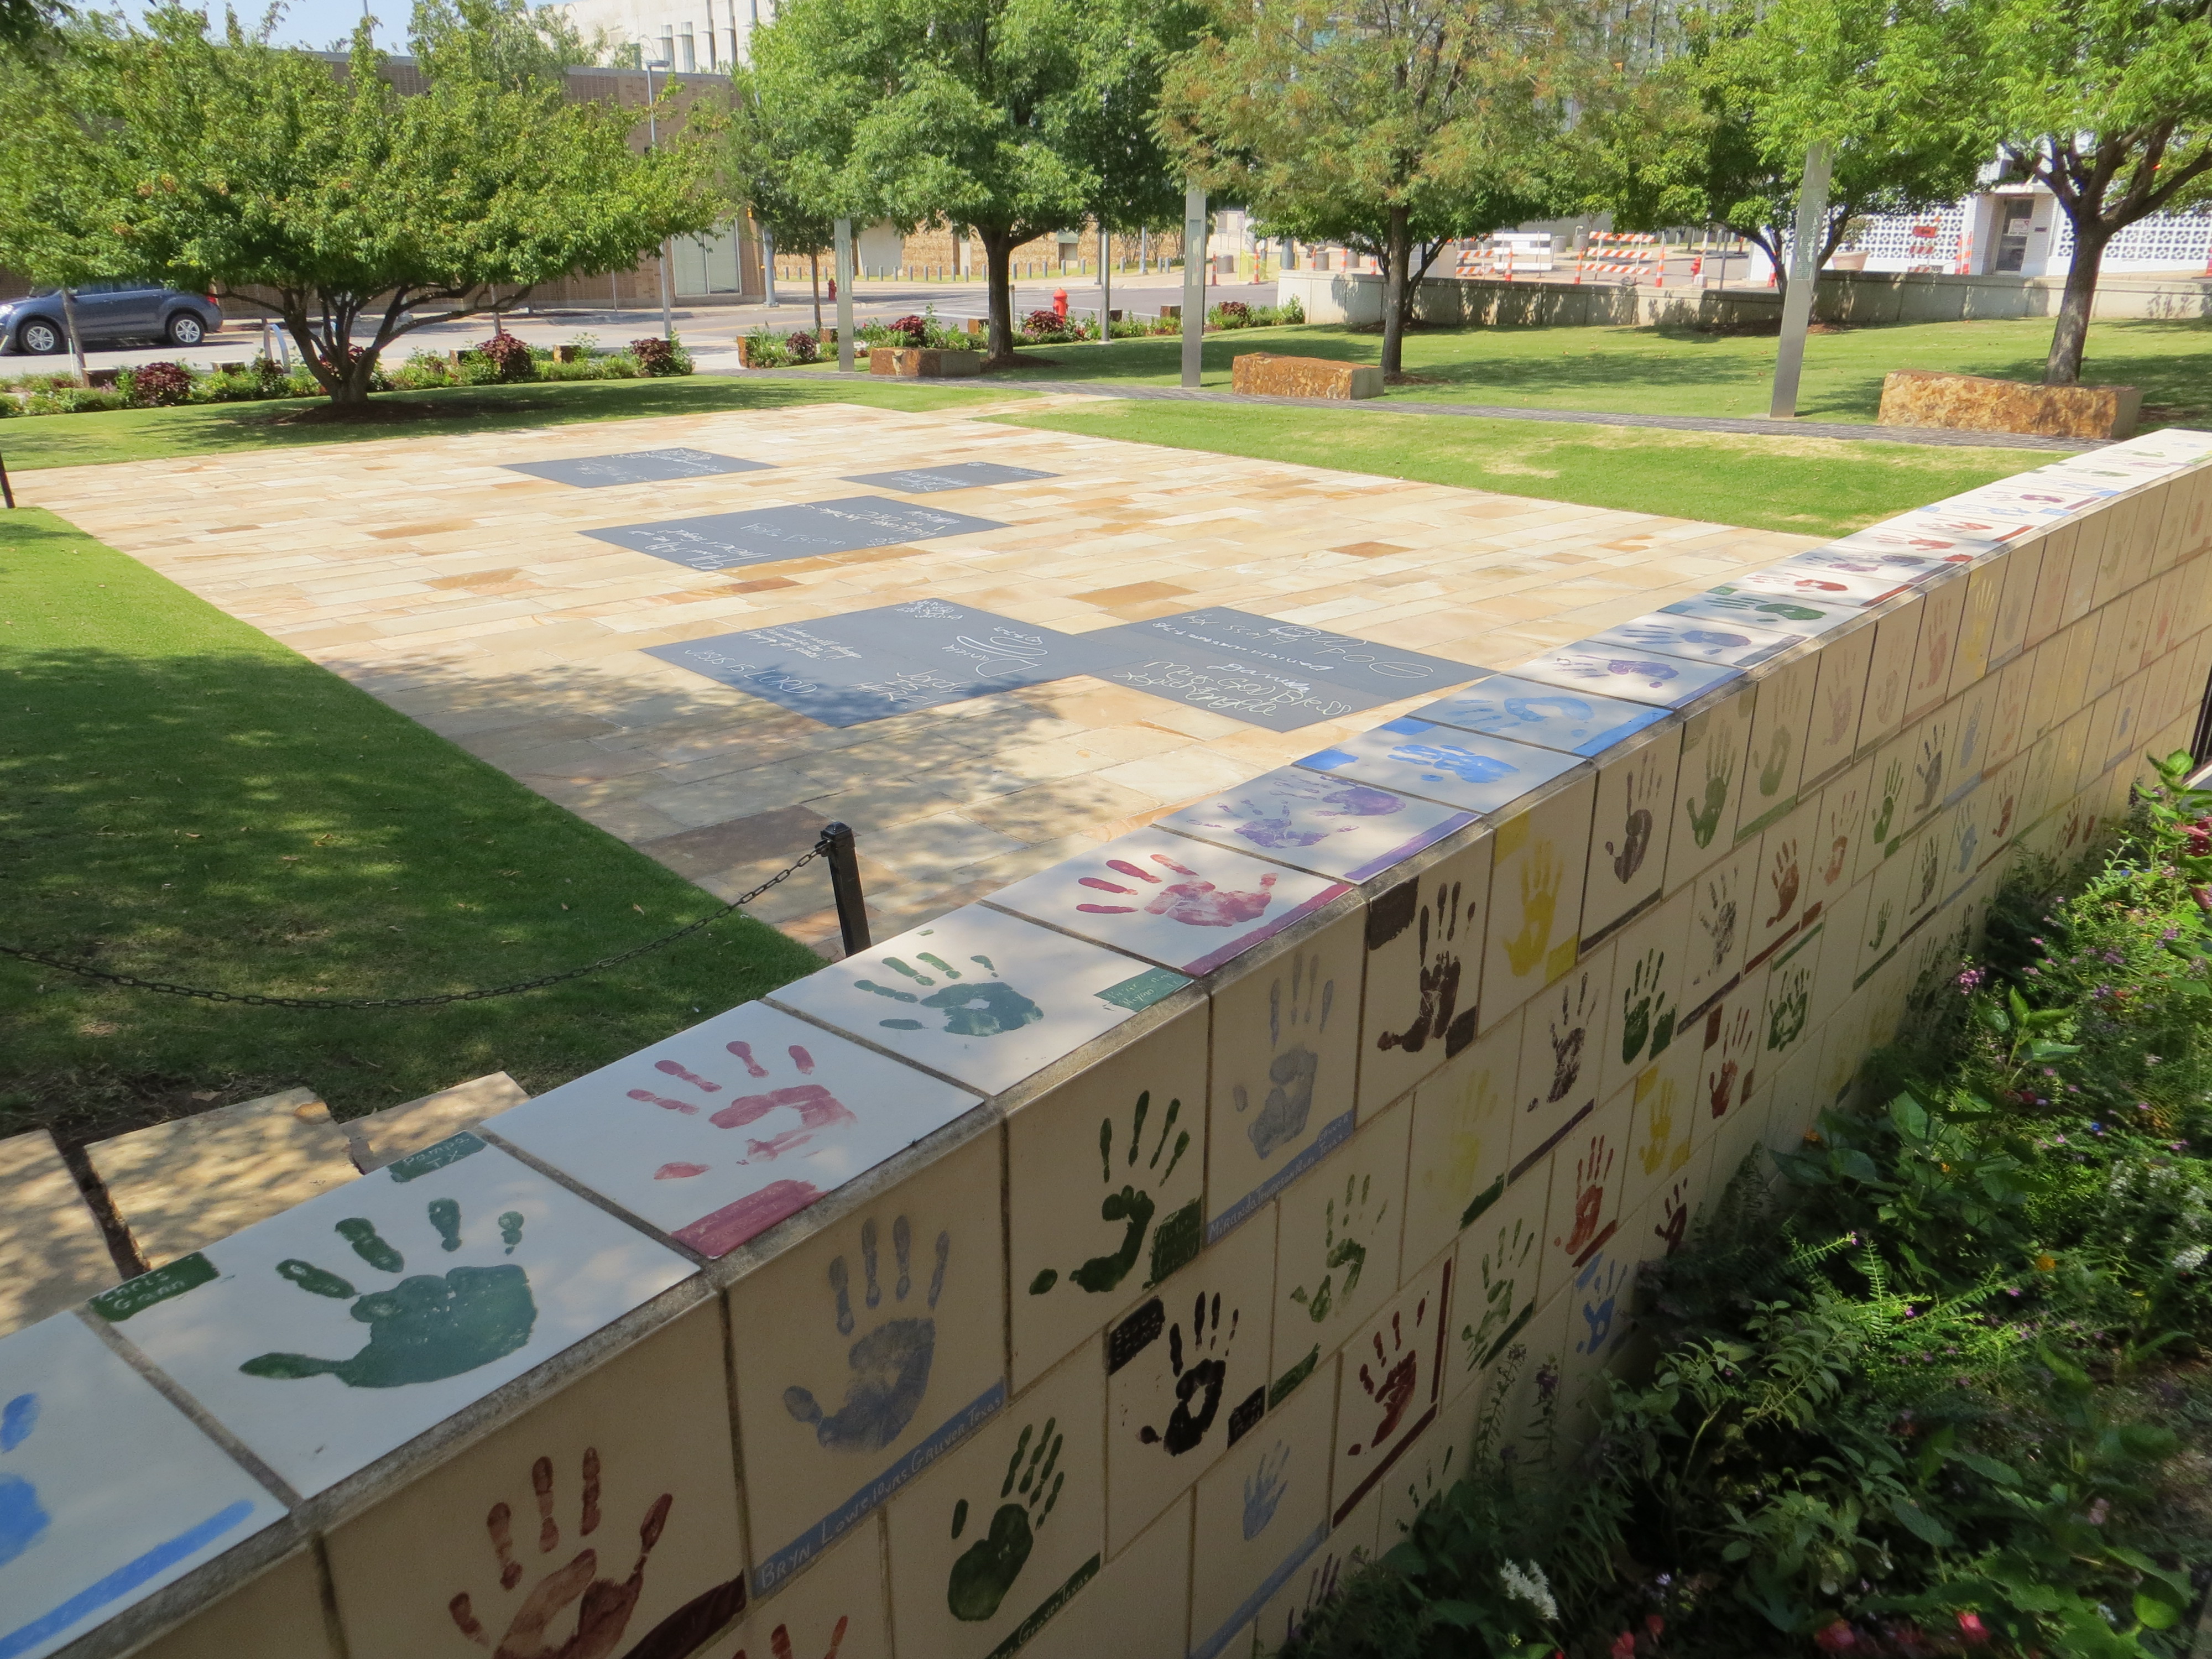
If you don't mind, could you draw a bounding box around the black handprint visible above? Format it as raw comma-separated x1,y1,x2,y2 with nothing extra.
1375,880,1475,1057
1912,733,1945,812
1542,975,1590,1103
1124,1291,1239,1455
1607,762,1656,883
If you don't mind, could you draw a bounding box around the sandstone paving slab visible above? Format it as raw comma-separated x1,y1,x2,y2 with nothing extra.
0,1131,118,1337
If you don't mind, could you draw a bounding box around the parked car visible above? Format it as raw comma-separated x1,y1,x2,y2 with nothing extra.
0,282,226,353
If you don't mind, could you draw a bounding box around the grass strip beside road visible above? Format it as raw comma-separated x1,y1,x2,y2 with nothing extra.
987,399,2042,539
0,508,823,1139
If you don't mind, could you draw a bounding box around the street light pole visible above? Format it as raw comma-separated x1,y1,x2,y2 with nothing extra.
1769,142,1832,420
834,217,855,371
646,59,675,341
1180,183,1205,388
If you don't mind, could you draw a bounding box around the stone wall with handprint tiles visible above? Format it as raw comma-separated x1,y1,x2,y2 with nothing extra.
9,430,2212,1659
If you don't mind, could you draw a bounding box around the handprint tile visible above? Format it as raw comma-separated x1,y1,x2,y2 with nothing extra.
885,1350,1103,1659
988,828,1349,977
1903,576,1968,718
1190,1369,1334,1659
490,1003,981,1260
1623,1046,1697,1223
1695,997,1761,1130
1296,719,1577,816
1812,759,1871,904
1105,1218,1274,1551
730,1133,1004,1597
0,1316,285,1659
1157,765,1475,883
1661,587,1861,640
1019,1496,1193,1659
1801,619,1876,784
1271,1102,1409,1404
1541,1095,1629,1305
1587,613,1795,669
1664,693,1755,893
1260,1484,1383,1657
719,1521,889,1659
92,1135,690,1498
1402,1015,1520,1270
1481,777,1595,1027
1948,561,2005,692
1413,672,1670,756
1553,1244,1635,1440
1984,533,2043,668
1009,1006,1207,1389
1582,725,1679,942
1735,655,1815,837
770,906,1189,1097
1759,931,1820,1065
1859,601,1922,750
1332,1255,1449,1519
1208,911,1362,1244
1450,1168,1548,1395
1745,797,1818,968
1360,833,1491,1109
1679,843,1753,1015
1509,644,1742,709
1511,947,1611,1171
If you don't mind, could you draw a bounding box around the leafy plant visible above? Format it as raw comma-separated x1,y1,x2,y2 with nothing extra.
122,360,193,406
473,329,535,382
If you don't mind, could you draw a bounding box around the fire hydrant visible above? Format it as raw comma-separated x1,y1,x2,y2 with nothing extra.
1052,287,1068,321
827,278,837,300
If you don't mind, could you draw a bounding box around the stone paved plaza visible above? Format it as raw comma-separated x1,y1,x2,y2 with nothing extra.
23,399,1821,948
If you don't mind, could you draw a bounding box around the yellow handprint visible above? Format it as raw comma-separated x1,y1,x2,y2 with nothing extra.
1499,841,1562,978
1636,1076,1680,1178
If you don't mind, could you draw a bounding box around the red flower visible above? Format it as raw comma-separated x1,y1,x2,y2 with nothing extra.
1957,1611,1990,1645
1814,1620,1858,1652
1646,1614,1666,1638
1611,1633,1636,1659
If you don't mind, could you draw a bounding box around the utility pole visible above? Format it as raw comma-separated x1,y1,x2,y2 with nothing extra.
646,59,674,340
1768,142,1832,420
1180,184,1205,389
834,217,855,371
1099,218,1111,347
763,225,779,307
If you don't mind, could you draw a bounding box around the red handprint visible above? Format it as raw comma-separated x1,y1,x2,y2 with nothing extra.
1077,853,1277,927
1556,1134,1615,1259
1348,1301,1426,1455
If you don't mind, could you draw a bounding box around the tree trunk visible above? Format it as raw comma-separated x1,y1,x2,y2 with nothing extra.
2044,217,2109,387
1379,204,1413,377
980,230,1018,363
811,252,822,335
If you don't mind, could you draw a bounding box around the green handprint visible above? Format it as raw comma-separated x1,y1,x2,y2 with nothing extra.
1461,1217,1538,1371
1499,842,1562,977
1029,1090,1198,1300
947,1417,1063,1622
239,1202,534,1389
1683,742,1734,850
1766,968,1810,1052
1757,726,1792,799
1871,759,1904,843
1288,1172,1381,1327
1617,947,1673,1068
857,951,1043,1037
1866,898,1894,954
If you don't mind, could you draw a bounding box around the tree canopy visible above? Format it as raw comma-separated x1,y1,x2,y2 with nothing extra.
1160,0,1585,376
0,5,719,403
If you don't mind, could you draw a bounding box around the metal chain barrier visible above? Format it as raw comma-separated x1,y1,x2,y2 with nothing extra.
0,828,847,1012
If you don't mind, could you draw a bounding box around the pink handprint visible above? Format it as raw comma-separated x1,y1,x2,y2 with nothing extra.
710,1042,856,1162
1077,853,1277,927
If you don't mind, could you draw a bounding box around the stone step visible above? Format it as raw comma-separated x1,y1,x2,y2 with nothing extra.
338,1071,528,1172
0,1128,119,1338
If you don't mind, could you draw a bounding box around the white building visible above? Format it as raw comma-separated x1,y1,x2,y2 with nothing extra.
555,0,759,72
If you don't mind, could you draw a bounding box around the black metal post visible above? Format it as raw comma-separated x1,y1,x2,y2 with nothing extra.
0,450,14,509
821,821,871,956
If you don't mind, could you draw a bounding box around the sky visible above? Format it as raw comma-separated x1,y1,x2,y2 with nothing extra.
98,0,412,54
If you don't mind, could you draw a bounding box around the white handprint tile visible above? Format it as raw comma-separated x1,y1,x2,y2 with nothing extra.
1584,612,1797,670
883,1347,1103,1659
1678,840,1755,1018
1447,1158,1549,1402
1902,575,1969,721
1729,558,1918,609
1009,1002,1209,1392
1735,653,1818,839
1401,1011,1520,1275
1537,1093,1631,1311
1598,890,1691,1105
1509,645,1741,710
1268,1099,1410,1406
133,1548,336,1659
486,1002,982,1260
986,828,1350,977
91,1135,693,1497
1296,719,1579,817
1811,876,1872,1025
2022,526,2080,649
1807,758,1872,920
1479,775,1598,1031
1358,832,1494,1114
717,1517,891,1659
323,1301,744,1659
1660,587,1862,640
1744,796,1818,969
770,906,1190,1098
1155,765,1478,883
1620,1037,1700,1225
1856,599,1923,756
727,1129,1005,1600
1510,943,1611,1175
1984,541,2041,672
1021,1497,1193,1659
0,1314,286,1659
1105,1212,1275,1552
1330,1250,1450,1522
1663,690,1755,895
1411,673,1670,757
1188,1359,1335,1659
1580,722,1680,946
1206,908,1364,1245
1802,621,1877,790
1262,1483,1384,1655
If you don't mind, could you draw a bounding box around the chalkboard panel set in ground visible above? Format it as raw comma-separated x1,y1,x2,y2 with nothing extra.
649,604,1490,730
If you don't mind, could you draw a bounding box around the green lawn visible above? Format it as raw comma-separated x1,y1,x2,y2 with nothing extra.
0,373,1031,471
0,509,823,1141
988,401,2041,538
970,315,2212,426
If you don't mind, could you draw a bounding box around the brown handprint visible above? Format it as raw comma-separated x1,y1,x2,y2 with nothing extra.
1821,675,1855,748
1653,1178,1693,1256
1077,852,1277,928
1374,879,1475,1057
1912,732,1945,813
1500,841,1562,978
1703,1007,1755,1120
1606,761,1657,884
448,1451,688,1659
1820,832,1849,888
1554,1133,1615,1260
1347,1298,1428,1457
1764,840,1800,930
736,1618,851,1659
1697,868,1739,973
1540,974,1592,1104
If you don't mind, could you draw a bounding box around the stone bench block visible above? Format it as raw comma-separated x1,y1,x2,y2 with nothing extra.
86,1086,358,1267
0,1128,118,1335
1231,352,1381,399
1877,368,2141,440
868,346,982,378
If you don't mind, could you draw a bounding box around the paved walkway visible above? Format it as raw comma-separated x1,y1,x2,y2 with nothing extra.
721,366,2100,452
20,401,1819,953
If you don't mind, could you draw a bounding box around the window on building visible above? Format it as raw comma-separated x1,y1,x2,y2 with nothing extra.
1992,198,2035,273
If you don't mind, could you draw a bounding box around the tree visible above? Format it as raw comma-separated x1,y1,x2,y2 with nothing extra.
728,59,842,332
1159,0,1583,377
1584,0,1985,309
1959,0,2212,385
739,0,1197,362
406,0,607,86
0,6,720,406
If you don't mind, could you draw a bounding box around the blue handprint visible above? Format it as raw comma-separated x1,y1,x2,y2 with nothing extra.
1574,1255,1628,1358
784,1216,950,1452
1385,743,1518,786
0,1394,48,1568
1242,1442,1292,1540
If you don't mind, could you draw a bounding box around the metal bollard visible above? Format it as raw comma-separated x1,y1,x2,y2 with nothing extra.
0,450,13,509
820,821,872,956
